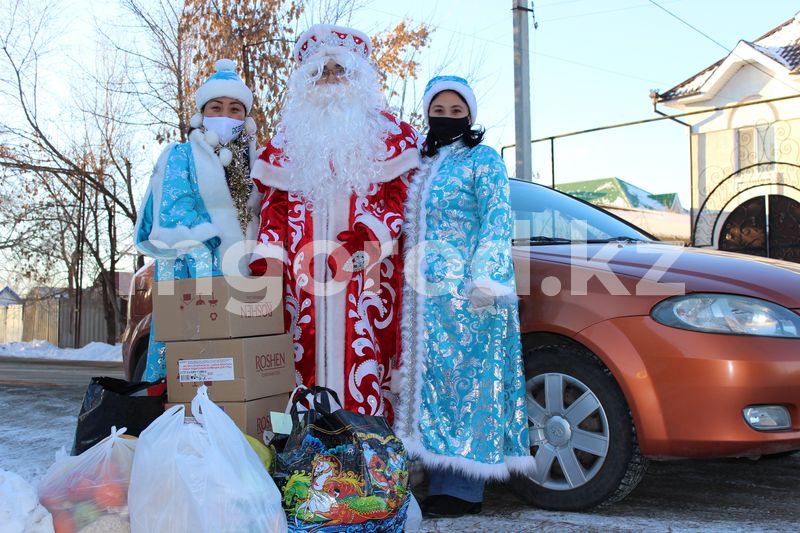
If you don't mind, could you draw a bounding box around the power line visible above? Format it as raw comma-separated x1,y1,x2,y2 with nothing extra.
648,0,800,96
647,0,730,53
540,0,685,23
360,5,669,85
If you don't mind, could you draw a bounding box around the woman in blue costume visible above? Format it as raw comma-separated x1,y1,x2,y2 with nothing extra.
394,76,535,517
133,59,262,381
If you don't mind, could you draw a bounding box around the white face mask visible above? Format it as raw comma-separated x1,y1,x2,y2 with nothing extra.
202,116,245,145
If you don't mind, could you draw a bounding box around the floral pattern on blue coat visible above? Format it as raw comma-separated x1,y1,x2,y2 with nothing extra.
395,141,534,480
134,142,223,381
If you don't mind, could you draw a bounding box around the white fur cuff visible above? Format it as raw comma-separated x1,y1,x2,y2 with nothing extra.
472,276,516,297
357,213,395,262
251,241,289,264
149,222,219,249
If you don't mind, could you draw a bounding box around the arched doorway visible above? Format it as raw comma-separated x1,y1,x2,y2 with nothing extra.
719,194,800,262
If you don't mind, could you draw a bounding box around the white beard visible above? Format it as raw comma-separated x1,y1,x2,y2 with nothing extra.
277,59,390,204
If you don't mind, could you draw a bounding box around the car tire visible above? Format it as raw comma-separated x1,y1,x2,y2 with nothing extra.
510,342,648,511
132,344,147,383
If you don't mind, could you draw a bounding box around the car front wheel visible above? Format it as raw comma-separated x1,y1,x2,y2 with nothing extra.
511,343,648,510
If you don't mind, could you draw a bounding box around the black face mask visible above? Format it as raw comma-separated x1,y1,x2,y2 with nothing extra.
428,116,471,144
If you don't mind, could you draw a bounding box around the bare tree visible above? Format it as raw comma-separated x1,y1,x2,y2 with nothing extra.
0,0,142,343
99,0,197,144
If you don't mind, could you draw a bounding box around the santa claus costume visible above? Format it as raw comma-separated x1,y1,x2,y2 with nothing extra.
249,25,419,420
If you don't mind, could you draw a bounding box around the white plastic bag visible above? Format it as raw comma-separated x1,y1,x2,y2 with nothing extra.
404,493,422,532
38,426,135,533
128,386,286,533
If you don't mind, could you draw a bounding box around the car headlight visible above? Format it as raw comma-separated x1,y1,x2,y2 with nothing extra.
651,294,800,338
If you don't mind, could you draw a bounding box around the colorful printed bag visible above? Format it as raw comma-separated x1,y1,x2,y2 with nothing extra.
272,386,409,532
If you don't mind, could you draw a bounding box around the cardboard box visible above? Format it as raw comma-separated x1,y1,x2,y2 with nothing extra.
166,392,292,441
153,275,284,342
166,334,295,403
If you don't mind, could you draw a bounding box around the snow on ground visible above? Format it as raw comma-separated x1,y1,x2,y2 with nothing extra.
0,469,53,533
0,340,122,362
0,384,84,484
2,383,798,533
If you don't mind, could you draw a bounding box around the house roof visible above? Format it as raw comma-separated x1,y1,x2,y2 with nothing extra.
0,287,22,306
556,178,684,212
657,12,800,102
26,286,70,300
649,192,680,210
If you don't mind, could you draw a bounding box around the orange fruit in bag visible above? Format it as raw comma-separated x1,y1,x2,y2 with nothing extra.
67,477,94,502
52,511,76,533
94,482,126,508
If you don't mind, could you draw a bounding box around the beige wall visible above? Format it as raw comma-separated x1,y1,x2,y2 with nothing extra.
690,106,800,246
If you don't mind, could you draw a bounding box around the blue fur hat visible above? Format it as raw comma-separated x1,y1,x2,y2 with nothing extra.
422,75,477,126
195,59,253,114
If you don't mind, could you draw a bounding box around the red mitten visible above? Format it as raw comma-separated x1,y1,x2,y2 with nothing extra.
249,257,268,276
329,225,381,278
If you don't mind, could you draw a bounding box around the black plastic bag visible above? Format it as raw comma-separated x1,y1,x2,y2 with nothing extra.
273,386,410,532
71,377,165,455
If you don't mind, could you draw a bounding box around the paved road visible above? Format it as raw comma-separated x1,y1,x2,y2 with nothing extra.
0,357,123,387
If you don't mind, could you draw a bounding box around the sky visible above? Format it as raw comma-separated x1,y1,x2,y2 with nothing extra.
4,0,800,291
348,0,800,208
45,0,800,208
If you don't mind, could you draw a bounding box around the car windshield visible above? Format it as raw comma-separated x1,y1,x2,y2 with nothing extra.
509,180,653,244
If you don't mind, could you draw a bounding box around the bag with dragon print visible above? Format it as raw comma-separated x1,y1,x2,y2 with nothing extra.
272,386,410,532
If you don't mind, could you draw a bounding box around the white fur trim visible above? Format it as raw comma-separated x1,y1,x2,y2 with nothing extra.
251,241,288,264
310,191,352,401
357,212,394,262
149,222,219,249
403,437,536,481
134,144,178,258
244,137,264,250
470,277,517,305
244,116,257,135
251,157,290,190
218,147,233,167
188,129,247,275
379,148,420,183
204,130,220,147
190,113,204,129
294,24,372,64
251,148,420,192
394,147,447,450
423,78,478,126
195,59,253,113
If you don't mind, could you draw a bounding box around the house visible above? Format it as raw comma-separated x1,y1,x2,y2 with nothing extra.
654,11,800,262
0,287,23,343
556,177,690,242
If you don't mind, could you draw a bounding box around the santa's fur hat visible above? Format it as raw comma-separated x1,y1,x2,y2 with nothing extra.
293,24,372,64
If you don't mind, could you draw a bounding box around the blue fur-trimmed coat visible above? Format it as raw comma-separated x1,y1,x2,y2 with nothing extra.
393,140,535,480
133,129,261,380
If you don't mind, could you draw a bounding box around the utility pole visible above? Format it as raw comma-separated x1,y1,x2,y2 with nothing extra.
512,0,533,181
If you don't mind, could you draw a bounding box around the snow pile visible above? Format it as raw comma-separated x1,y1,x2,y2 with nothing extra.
0,340,122,362
0,468,53,533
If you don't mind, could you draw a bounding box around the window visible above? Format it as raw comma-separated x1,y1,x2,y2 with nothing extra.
509,181,651,243
737,125,775,171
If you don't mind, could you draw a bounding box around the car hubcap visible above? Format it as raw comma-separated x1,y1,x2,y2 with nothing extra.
525,372,610,491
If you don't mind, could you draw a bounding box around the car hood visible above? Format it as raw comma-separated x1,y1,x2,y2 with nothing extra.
523,242,800,309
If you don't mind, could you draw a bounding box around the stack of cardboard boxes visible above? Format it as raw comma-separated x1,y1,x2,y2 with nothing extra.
154,275,295,441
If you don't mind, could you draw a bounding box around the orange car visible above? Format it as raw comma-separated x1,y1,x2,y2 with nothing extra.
122,179,800,510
